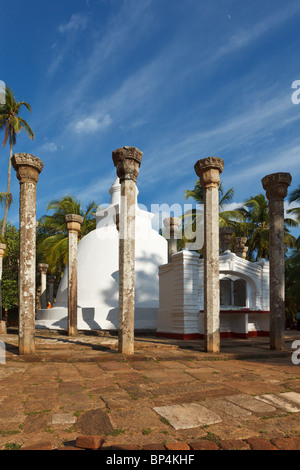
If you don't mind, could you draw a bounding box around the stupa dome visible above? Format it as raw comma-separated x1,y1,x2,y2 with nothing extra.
36,179,168,331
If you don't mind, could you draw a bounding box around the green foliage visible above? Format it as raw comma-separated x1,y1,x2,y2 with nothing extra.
287,184,300,224
0,87,34,147
285,236,300,320
185,180,244,224
183,179,244,251
0,86,34,238
237,194,296,261
1,279,18,310
37,195,99,283
1,221,19,280
0,221,19,312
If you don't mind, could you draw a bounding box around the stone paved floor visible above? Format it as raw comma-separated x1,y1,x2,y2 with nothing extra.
0,328,299,450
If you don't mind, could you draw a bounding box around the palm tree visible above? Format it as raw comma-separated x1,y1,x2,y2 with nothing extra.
37,195,99,275
185,180,244,227
0,86,34,237
285,235,300,325
240,194,296,261
287,184,300,224
183,179,245,250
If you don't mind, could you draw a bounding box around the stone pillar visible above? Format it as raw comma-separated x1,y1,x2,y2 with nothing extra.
65,214,83,336
0,243,7,334
194,156,224,353
262,172,292,350
233,237,248,259
163,217,181,262
219,227,234,252
47,275,55,306
12,153,43,355
112,146,143,355
38,263,48,309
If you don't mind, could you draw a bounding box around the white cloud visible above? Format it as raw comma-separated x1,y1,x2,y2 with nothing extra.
41,142,58,153
59,13,88,34
74,115,112,134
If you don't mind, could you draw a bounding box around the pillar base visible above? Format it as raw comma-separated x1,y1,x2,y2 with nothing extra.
0,321,7,335
68,327,77,337
19,340,35,355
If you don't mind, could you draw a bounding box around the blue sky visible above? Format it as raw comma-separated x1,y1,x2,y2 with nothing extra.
1,0,300,234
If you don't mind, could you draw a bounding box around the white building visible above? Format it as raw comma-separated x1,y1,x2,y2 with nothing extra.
35,179,168,331
157,249,270,339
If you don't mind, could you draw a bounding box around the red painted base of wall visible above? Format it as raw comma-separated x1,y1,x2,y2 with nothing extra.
156,331,270,340
156,332,202,340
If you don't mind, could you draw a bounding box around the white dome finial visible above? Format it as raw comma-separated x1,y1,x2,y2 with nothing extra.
109,177,139,206
109,178,121,206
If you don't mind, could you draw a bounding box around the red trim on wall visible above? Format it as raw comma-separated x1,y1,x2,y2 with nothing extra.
156,332,202,340
199,310,270,314
156,331,270,340
248,330,270,337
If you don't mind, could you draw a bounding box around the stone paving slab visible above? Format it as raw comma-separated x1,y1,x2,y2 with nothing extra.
256,393,300,413
225,394,278,413
0,330,300,449
279,391,300,407
153,403,223,430
203,398,252,418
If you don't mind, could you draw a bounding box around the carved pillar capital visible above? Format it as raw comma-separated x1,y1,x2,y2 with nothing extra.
233,237,248,259
38,263,48,275
112,146,143,183
163,217,182,237
219,226,234,252
261,172,292,201
194,156,224,189
11,153,43,184
65,214,83,234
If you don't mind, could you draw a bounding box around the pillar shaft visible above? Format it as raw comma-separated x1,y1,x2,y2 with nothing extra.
119,179,136,354
195,156,224,353
113,146,143,356
163,217,181,262
262,172,292,350
38,264,48,309
204,184,220,352
65,215,83,336
219,227,234,253
0,244,6,324
48,275,55,306
12,153,43,355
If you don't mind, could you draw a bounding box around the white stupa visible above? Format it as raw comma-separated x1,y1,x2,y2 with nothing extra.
36,178,168,331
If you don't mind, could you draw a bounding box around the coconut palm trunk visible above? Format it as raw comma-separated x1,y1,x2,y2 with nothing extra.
1,137,13,238
0,86,34,324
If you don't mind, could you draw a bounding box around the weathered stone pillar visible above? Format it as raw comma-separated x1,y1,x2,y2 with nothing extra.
219,227,234,253
38,263,48,309
0,243,7,334
12,153,43,355
194,156,224,353
112,146,143,355
163,217,181,262
47,275,55,306
65,214,83,336
233,237,248,259
262,172,292,350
